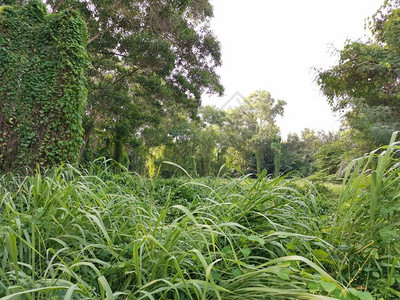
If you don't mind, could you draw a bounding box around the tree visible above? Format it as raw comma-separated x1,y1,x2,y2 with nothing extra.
223,90,286,175
317,4,400,146
144,106,226,177
0,1,88,171
0,0,225,164
279,129,321,178
197,106,226,176
312,131,350,181
77,0,224,162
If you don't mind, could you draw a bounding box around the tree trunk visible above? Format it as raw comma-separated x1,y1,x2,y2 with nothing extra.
79,127,93,160
255,147,264,176
113,138,123,163
274,151,281,177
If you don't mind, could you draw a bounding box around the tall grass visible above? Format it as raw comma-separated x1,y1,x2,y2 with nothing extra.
0,160,344,299
333,132,400,297
2,130,399,300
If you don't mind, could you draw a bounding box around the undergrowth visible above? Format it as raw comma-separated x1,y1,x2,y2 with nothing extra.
0,133,399,299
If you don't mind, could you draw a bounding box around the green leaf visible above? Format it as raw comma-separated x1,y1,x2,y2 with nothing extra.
357,291,373,300
211,270,220,280
240,248,251,257
98,275,114,300
285,241,296,250
277,268,290,281
320,281,337,293
222,246,232,255
307,282,320,292
314,249,330,259
248,235,265,246
232,268,242,278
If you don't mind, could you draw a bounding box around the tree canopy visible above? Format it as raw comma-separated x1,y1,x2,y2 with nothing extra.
317,1,400,146
0,0,224,163
65,0,224,161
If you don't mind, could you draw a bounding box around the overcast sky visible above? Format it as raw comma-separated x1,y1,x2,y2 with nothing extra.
202,0,383,139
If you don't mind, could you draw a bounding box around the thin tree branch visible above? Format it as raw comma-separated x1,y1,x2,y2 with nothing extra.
113,67,141,84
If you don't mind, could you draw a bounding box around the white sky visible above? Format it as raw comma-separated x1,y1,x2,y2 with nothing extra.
202,0,383,139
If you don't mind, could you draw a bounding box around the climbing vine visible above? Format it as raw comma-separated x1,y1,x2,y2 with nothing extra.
0,1,88,172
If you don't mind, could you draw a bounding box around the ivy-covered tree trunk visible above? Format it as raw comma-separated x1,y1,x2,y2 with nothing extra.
272,140,281,177
0,1,88,172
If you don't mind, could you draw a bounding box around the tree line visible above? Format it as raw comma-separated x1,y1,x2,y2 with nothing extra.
1,0,399,179
81,89,362,180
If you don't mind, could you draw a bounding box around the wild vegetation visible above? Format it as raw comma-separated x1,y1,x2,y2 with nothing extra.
0,133,399,299
1,0,400,299
1,0,399,180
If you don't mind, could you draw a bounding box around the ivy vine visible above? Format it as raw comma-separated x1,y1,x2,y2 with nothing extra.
0,1,88,171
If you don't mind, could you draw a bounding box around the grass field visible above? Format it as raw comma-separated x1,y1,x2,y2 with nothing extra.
0,136,399,299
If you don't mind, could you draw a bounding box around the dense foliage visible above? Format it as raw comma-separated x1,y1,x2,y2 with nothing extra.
0,1,88,172
140,97,339,180
141,91,285,178
0,135,399,299
0,0,399,298
0,0,224,167
317,0,400,147
45,0,224,162
1,0,397,181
